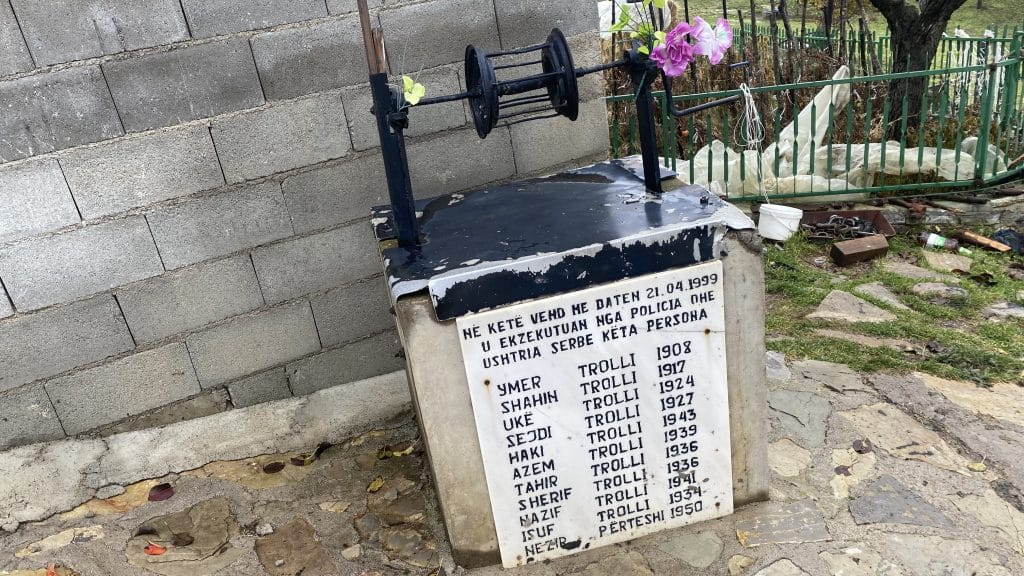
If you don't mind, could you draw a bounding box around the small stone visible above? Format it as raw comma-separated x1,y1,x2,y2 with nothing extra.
380,526,438,568
849,474,951,527
735,500,830,547
982,302,1024,320
884,261,959,283
885,533,1011,576
319,500,351,514
820,546,907,576
657,532,723,568
916,372,1024,428
911,282,968,299
753,559,811,576
768,390,832,448
341,544,363,560
853,282,911,310
829,447,876,499
376,493,426,526
255,522,274,536
791,359,872,394
768,439,812,477
922,251,973,273
256,518,336,576
766,351,791,382
951,488,1024,554
728,554,755,575
15,525,105,558
1016,290,1024,302
354,512,381,542
840,402,970,474
805,290,898,323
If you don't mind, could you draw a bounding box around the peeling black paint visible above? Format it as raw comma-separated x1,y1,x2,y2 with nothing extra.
432,226,715,319
372,159,733,320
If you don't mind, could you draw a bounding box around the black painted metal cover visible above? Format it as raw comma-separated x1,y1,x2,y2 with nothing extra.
372,157,754,320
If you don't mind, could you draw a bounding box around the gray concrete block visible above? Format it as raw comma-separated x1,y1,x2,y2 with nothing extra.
186,300,321,387
0,0,32,76
326,0,380,15
0,289,12,319
147,182,293,270
0,216,164,311
62,126,224,219
0,159,80,244
92,387,230,436
11,0,188,66
281,154,386,234
0,296,134,393
211,92,351,183
508,97,609,175
45,342,201,435
115,255,264,343
286,330,401,396
103,38,264,133
310,278,392,348
406,127,516,198
493,0,599,50
250,222,379,304
0,66,123,162
0,384,64,449
380,0,498,71
180,0,326,38
344,65,466,151
250,15,367,100
227,368,291,408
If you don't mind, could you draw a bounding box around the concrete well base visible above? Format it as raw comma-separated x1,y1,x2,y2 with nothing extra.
392,230,769,567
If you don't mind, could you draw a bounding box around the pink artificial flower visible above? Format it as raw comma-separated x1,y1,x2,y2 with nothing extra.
691,17,733,65
651,21,696,77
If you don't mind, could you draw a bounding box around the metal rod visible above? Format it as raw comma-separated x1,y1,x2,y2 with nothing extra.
501,105,563,120
370,74,419,247
356,0,384,74
501,113,562,126
489,42,549,56
494,59,543,70
417,90,475,106
575,60,627,77
499,94,552,109
496,70,562,88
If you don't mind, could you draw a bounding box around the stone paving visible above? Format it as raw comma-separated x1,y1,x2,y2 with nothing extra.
3,352,1024,575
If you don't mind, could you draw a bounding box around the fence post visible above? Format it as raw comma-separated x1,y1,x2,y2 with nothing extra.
999,32,1022,132
975,43,999,183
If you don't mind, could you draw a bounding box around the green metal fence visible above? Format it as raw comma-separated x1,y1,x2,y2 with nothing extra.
606,32,1024,201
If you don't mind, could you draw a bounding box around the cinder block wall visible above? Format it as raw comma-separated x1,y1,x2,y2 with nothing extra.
0,0,608,449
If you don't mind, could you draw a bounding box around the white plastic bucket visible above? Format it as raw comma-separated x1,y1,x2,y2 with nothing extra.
758,204,803,242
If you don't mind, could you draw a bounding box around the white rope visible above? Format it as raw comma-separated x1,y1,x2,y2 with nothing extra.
735,82,772,202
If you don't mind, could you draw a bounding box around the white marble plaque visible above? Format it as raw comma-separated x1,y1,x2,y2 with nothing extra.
457,261,733,567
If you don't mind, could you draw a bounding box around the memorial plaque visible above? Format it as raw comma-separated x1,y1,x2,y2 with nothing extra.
457,260,734,567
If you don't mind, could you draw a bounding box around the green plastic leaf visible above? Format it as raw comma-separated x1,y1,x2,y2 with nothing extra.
652,0,666,8
637,45,650,55
608,6,631,32
654,30,667,44
402,75,426,106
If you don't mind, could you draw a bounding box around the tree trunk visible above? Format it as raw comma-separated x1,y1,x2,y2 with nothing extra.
888,21,944,137
868,0,969,138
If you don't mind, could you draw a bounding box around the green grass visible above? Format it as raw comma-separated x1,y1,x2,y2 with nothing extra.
763,230,1024,386
679,0,1022,37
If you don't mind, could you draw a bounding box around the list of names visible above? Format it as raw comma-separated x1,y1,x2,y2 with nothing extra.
457,261,734,567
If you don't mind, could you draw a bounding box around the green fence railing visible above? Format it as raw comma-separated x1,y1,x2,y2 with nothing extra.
606,32,1024,201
